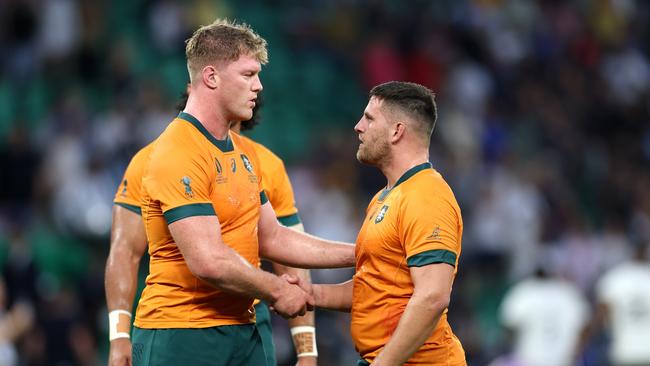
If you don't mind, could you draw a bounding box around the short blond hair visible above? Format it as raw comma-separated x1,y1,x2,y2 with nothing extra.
185,19,268,81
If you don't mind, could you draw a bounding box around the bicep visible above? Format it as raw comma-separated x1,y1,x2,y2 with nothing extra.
258,202,280,247
409,263,455,298
168,215,225,271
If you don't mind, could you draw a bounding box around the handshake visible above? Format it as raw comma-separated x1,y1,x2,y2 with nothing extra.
269,274,316,319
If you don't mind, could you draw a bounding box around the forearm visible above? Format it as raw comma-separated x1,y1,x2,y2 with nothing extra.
207,251,285,302
313,280,353,312
373,295,446,365
105,248,142,311
198,245,287,304
261,225,355,268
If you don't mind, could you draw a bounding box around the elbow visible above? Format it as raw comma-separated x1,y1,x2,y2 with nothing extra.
419,292,451,315
187,260,226,285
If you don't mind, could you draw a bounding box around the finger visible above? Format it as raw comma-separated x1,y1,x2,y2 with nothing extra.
282,274,299,284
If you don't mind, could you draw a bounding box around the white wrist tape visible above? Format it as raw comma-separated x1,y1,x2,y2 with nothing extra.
290,326,318,358
109,310,132,341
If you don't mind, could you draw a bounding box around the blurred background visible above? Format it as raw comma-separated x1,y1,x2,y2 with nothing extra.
1,0,649,365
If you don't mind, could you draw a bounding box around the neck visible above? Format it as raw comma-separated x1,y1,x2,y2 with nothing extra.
183,91,230,139
381,148,429,189
230,121,242,134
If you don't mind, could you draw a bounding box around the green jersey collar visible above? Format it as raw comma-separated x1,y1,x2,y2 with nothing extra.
378,162,432,201
178,112,234,152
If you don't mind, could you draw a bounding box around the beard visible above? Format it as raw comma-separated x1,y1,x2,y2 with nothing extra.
356,138,391,167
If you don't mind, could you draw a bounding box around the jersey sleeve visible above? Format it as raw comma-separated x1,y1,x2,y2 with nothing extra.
266,161,301,226
113,148,149,215
144,143,216,225
399,192,461,268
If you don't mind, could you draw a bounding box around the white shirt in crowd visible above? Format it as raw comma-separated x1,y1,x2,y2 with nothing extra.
500,277,589,366
596,261,650,365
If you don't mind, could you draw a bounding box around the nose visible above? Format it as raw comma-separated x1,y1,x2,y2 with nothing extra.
252,75,263,92
354,119,364,133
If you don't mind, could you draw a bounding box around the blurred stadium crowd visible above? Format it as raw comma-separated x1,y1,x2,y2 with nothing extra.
0,0,649,365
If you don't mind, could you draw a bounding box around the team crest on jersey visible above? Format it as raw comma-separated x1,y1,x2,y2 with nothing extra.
181,176,193,198
240,154,254,173
230,158,237,172
374,205,389,223
426,226,441,240
121,179,128,196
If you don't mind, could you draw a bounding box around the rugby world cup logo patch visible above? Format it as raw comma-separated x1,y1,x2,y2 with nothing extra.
215,158,223,174
374,205,389,223
181,176,193,198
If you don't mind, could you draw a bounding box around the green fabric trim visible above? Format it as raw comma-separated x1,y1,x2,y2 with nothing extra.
277,213,301,226
260,191,269,205
114,202,141,215
164,203,215,224
178,112,234,152
407,249,457,267
357,359,370,366
379,162,432,201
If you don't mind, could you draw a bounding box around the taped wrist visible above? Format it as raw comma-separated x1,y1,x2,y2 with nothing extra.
291,326,317,358
109,310,132,341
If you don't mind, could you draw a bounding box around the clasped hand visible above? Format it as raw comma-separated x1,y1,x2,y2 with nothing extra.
269,274,314,318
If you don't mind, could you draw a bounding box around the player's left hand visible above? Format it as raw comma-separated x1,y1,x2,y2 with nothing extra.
296,356,317,366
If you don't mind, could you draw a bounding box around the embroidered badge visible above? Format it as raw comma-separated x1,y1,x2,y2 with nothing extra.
240,154,253,173
374,205,389,223
181,176,193,198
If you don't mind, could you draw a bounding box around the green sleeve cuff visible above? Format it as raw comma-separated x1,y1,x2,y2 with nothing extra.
260,191,269,205
277,212,302,227
114,202,141,215
407,249,457,267
164,203,215,224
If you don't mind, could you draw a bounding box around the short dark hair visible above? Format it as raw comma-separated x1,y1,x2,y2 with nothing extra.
369,81,437,141
174,91,262,131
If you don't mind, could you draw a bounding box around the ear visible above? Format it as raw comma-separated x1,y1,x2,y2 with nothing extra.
390,122,406,144
201,65,219,89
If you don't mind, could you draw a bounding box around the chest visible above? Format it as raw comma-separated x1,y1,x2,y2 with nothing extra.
209,152,260,224
356,196,405,268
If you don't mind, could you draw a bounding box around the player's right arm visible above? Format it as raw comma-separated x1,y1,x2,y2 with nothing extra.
105,206,147,366
168,215,313,318
312,280,353,312
105,146,151,366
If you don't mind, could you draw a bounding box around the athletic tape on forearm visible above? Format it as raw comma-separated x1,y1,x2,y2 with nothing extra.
109,310,132,341
290,326,318,357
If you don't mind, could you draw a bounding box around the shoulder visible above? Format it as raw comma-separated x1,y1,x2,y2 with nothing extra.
399,169,459,209
236,134,284,168
152,119,206,157
130,141,156,167
147,120,213,175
